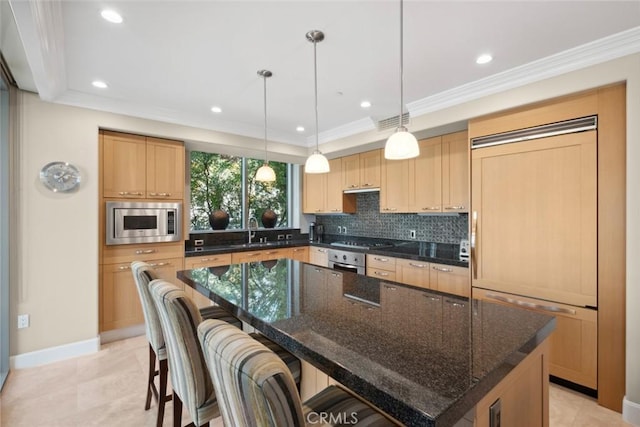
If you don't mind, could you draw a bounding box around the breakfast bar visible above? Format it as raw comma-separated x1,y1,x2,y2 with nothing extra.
178,258,555,427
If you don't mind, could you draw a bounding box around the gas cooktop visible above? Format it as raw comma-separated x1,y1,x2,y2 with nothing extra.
329,240,394,250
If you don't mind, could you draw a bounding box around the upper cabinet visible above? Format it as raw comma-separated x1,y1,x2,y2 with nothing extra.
102,130,185,200
380,156,412,213
342,150,381,191
303,158,356,214
412,137,442,212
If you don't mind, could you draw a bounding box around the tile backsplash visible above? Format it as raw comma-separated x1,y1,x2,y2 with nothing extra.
315,192,468,243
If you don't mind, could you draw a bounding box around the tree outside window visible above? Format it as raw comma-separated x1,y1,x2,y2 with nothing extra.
190,151,289,230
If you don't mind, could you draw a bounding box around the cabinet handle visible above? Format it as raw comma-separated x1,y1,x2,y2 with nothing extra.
348,184,358,188
118,265,131,270
135,249,157,255
314,268,322,273
375,271,390,277
421,206,440,211
471,211,478,280
293,248,304,252
409,262,427,268
373,257,389,262
362,183,372,187
149,192,171,197
424,294,440,301
444,206,465,210
317,249,327,253
314,209,322,213
382,207,397,211
331,272,341,277
199,257,218,263
265,251,278,255
118,191,143,196
485,293,576,315
383,284,397,290
432,266,452,273
149,262,170,267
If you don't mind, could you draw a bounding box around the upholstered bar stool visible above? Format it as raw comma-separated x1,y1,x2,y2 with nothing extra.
131,261,242,427
198,319,401,427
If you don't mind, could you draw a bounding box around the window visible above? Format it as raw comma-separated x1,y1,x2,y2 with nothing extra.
190,151,289,230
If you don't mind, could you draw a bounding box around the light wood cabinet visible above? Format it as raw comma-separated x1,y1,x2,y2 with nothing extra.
102,242,184,265
380,157,412,213
474,288,597,389
100,256,183,331
366,254,397,281
412,137,442,212
303,159,356,214
430,264,470,298
308,247,329,267
471,130,597,307
289,246,310,262
396,258,430,289
441,130,469,212
184,254,232,269
342,150,381,190
101,130,184,200
231,248,291,264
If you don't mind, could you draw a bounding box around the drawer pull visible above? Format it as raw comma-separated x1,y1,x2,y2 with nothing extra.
421,206,440,211
485,293,577,315
135,249,157,255
432,266,452,273
331,272,341,277
293,248,304,252
382,207,398,211
362,183,373,187
424,295,440,301
383,284,397,290
200,258,218,263
373,257,389,262
348,184,358,188
265,251,278,255
118,191,143,196
330,209,340,212
445,206,465,210
149,192,171,197
118,265,131,271
409,262,427,268
375,271,390,277
317,249,327,253
149,262,170,267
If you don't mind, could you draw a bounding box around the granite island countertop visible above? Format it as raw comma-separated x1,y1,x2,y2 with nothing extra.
178,259,554,426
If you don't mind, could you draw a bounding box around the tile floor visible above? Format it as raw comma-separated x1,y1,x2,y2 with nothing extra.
0,334,633,427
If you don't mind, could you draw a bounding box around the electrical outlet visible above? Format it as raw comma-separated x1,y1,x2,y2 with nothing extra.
17,314,29,329
277,234,285,240
337,226,342,234
409,230,417,239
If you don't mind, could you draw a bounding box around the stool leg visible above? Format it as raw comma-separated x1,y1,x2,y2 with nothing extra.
156,358,169,427
173,391,182,427
145,344,156,410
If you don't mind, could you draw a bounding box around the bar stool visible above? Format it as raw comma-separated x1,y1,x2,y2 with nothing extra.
197,319,401,427
131,261,241,427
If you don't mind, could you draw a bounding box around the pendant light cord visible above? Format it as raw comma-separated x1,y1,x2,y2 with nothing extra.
263,73,268,163
399,0,404,128
313,38,319,152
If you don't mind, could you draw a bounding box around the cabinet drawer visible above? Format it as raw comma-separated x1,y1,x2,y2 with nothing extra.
102,242,184,264
396,258,431,289
430,264,470,297
366,254,397,271
473,287,597,389
184,253,232,269
366,268,396,281
289,247,309,262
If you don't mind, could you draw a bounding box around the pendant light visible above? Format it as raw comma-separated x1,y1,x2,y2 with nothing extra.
255,69,277,182
384,0,419,160
304,30,330,174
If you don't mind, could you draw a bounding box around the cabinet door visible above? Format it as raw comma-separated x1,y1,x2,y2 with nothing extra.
396,259,430,289
359,150,381,189
441,130,468,212
146,137,185,200
471,131,597,307
309,247,329,267
412,137,442,213
302,168,326,214
231,251,264,264
290,247,309,262
342,154,361,190
326,158,347,213
102,131,146,198
184,253,232,269
430,264,470,297
380,157,412,213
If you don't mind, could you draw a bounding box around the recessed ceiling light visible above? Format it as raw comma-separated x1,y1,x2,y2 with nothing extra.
296,126,305,132
360,101,372,109
476,54,493,65
92,80,108,89
101,9,123,24
211,106,222,113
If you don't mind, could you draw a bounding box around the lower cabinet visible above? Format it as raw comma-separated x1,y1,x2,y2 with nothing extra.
289,246,309,262
308,247,329,267
366,254,397,281
473,287,597,389
231,248,291,263
396,258,431,289
100,256,183,332
430,264,470,297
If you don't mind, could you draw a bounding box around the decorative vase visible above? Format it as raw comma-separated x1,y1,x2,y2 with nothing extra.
209,209,230,230
261,209,277,228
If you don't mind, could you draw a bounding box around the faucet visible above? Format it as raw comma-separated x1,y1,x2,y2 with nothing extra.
248,217,259,244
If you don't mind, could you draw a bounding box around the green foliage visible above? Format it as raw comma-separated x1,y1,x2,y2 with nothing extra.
190,151,289,230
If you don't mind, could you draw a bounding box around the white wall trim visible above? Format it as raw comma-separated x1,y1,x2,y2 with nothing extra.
624,396,640,426
9,337,99,369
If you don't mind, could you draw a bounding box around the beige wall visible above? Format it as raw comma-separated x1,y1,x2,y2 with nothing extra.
12,53,640,413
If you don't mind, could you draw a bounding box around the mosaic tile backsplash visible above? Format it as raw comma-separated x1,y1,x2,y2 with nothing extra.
316,192,469,244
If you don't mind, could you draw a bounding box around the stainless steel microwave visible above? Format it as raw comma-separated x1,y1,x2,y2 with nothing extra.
105,201,182,245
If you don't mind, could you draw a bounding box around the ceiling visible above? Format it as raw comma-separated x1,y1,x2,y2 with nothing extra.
4,1,640,150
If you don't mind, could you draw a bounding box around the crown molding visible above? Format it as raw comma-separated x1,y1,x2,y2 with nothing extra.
306,117,376,147
408,26,640,118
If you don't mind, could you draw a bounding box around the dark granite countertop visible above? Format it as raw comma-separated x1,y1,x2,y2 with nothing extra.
178,259,554,426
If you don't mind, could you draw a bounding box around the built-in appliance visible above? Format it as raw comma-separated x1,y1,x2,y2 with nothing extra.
328,248,365,275
106,201,182,245
459,239,470,260
309,222,324,242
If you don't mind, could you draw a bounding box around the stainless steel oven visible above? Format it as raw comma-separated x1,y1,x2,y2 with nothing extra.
328,248,365,275
105,201,182,245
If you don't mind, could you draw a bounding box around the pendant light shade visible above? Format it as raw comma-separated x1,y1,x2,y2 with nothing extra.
255,69,276,182
384,0,419,160
304,30,330,174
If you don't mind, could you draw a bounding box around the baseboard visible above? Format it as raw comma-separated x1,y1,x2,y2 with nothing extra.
623,396,640,426
10,337,100,369
99,323,145,344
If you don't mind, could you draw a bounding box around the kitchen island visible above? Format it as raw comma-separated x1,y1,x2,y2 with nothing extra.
178,259,555,427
